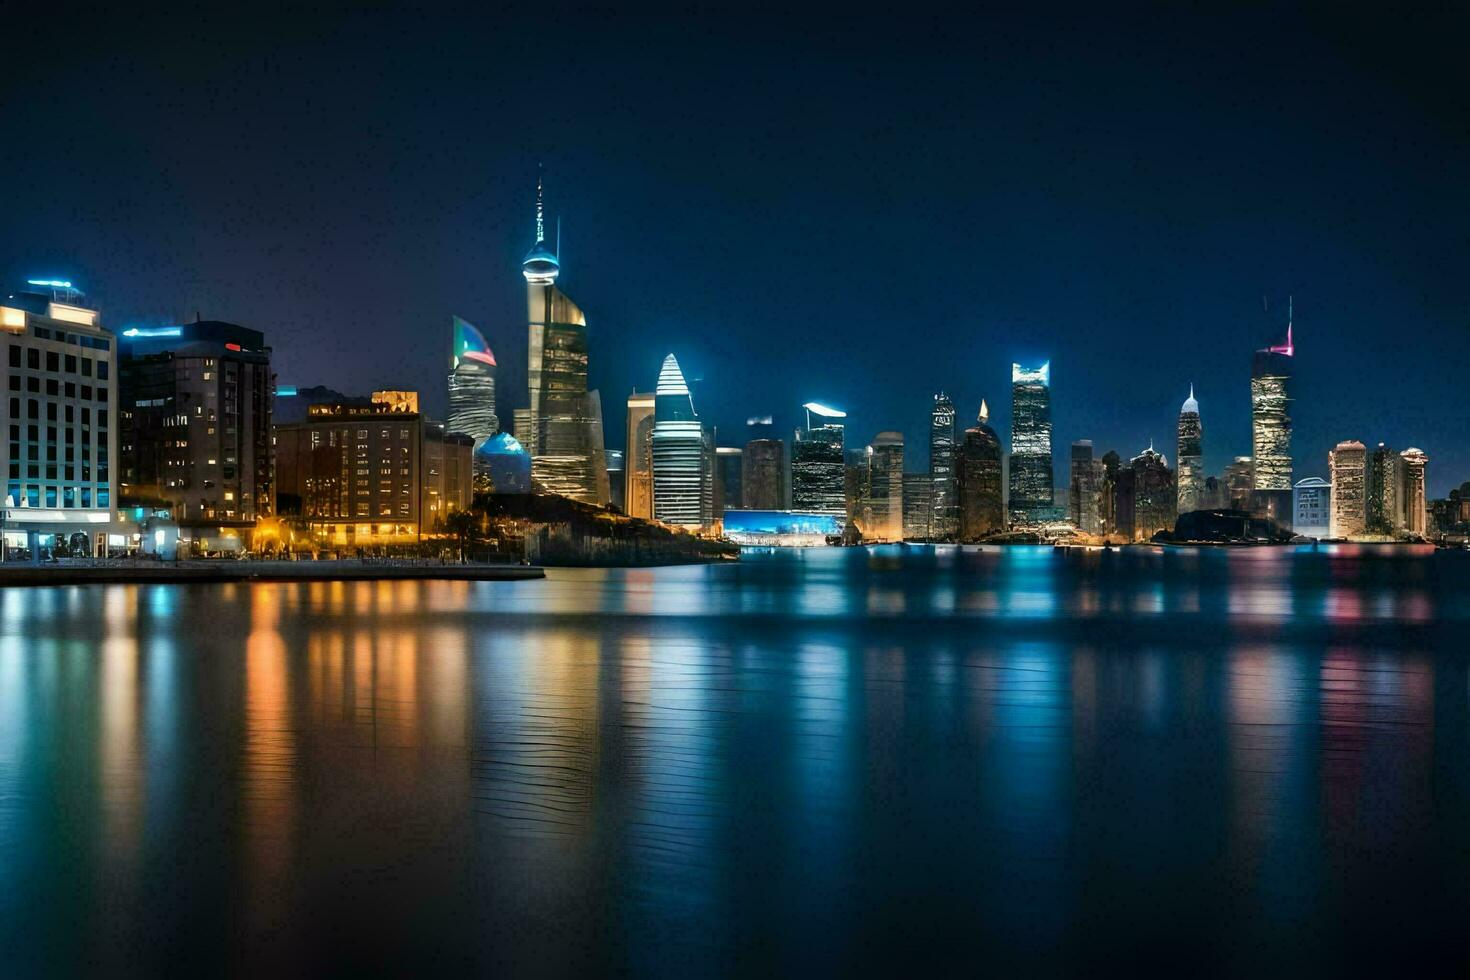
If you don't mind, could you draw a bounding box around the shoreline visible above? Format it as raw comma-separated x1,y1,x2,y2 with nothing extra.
0,559,547,587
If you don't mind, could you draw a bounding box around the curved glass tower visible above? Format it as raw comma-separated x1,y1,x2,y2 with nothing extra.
447,316,498,448
1176,385,1204,514
520,173,609,506
652,354,707,527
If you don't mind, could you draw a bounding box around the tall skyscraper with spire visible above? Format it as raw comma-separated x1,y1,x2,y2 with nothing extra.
447,316,499,449
521,171,609,505
957,401,1004,541
651,353,708,527
1176,385,1204,515
1008,361,1054,525
929,392,957,540
1251,300,1294,527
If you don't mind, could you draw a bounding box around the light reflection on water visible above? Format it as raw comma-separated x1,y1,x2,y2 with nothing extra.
0,546,1467,976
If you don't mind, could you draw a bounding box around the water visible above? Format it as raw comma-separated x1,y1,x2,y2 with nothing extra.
2,545,1469,977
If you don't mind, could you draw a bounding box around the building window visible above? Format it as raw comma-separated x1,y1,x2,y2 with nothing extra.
26,348,38,369
7,345,18,368
97,361,108,381
81,359,92,377
65,354,76,373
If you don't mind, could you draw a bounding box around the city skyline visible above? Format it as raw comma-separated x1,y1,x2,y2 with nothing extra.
4,8,1466,498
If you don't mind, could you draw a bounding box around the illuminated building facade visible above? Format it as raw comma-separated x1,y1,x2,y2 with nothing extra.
1129,445,1176,541
722,509,841,547
864,431,904,542
1176,385,1204,514
1293,477,1330,538
1399,448,1428,537
1328,440,1367,539
1069,440,1102,534
791,401,846,519
447,316,498,447
742,416,787,510
1367,443,1400,536
651,354,708,527
274,391,472,543
929,392,957,540
1250,313,1293,526
624,391,655,519
1008,361,1054,524
1,283,117,556
903,473,933,541
956,401,1003,541
520,174,609,506
118,320,273,538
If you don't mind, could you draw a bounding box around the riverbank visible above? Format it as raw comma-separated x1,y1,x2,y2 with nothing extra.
0,559,545,586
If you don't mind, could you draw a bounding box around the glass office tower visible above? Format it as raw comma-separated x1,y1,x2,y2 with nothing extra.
1251,309,1293,527
651,354,707,527
1176,385,1204,514
791,402,846,519
447,316,498,448
521,173,609,506
929,392,957,540
1008,361,1054,524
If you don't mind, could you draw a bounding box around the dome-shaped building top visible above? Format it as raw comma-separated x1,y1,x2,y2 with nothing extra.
1181,384,1199,416
521,171,561,284
473,432,531,493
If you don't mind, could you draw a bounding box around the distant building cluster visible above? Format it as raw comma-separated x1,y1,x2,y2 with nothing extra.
3,187,1463,559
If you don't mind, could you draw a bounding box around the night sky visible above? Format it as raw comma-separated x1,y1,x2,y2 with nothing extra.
4,7,1467,494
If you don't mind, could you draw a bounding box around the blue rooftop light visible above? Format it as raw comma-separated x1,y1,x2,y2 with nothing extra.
121,327,182,338
27,279,73,289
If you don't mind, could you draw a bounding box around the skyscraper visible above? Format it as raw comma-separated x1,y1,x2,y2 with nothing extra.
865,431,904,542
1069,440,1102,534
929,392,957,540
791,402,846,518
1399,448,1429,538
447,316,498,448
742,416,788,511
1250,305,1293,527
1129,444,1176,541
1008,361,1053,525
1329,440,1367,539
521,173,609,506
624,391,655,519
902,473,934,542
1367,442,1400,536
1225,457,1255,511
651,354,707,527
956,401,1003,541
714,446,743,516
1176,385,1204,514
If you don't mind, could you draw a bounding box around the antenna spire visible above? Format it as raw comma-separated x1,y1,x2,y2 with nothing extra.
535,164,545,244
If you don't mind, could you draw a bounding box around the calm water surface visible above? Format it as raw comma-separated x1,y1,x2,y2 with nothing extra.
3,545,1469,977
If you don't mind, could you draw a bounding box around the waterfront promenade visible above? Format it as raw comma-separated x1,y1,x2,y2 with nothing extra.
0,557,544,586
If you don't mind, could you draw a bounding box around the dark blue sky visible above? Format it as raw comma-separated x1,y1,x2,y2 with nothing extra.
4,7,1467,494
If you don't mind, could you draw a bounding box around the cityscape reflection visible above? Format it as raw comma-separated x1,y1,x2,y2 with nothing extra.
0,549,1466,974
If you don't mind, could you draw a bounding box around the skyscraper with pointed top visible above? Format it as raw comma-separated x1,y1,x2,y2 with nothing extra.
1176,384,1204,515
957,401,1004,541
1251,298,1294,527
652,353,710,527
520,171,609,505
